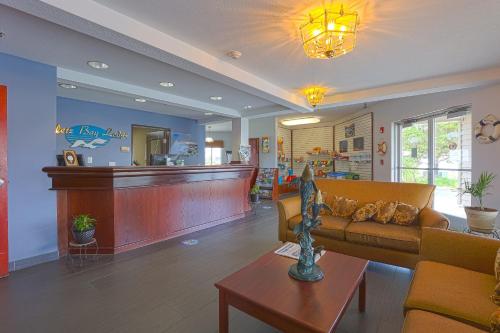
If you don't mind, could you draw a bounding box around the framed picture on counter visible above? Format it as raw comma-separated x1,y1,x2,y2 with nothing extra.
63,149,79,167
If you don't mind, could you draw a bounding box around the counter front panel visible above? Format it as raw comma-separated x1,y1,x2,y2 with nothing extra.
43,165,256,255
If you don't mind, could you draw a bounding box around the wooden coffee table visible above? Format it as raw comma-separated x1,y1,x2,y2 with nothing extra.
215,250,368,333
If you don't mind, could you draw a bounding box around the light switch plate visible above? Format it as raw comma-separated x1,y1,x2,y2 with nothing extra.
120,146,130,152
109,161,116,166
87,156,93,164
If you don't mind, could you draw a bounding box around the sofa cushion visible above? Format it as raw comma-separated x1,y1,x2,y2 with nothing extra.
311,215,350,240
287,215,349,241
402,310,485,333
404,261,497,330
345,222,421,253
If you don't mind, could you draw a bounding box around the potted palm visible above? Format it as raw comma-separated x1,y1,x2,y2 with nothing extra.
72,214,97,244
250,185,260,203
461,172,498,233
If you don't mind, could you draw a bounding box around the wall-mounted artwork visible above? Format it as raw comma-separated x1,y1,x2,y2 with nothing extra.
262,136,270,153
353,137,364,151
345,124,355,138
55,123,128,149
339,140,348,153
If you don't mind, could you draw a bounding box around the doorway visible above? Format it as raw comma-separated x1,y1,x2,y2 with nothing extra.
0,86,8,277
131,125,171,166
249,138,260,167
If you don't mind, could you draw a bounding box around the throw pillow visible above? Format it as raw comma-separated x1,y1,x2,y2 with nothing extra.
331,196,358,218
491,283,500,306
490,308,500,333
373,200,398,224
352,203,378,222
392,203,419,226
495,248,500,281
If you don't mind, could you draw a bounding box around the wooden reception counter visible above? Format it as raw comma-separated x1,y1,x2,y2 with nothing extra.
43,165,256,256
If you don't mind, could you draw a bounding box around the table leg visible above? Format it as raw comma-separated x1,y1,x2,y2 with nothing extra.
358,272,366,313
219,290,229,333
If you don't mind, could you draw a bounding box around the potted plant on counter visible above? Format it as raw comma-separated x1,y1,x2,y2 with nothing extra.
461,172,498,233
250,185,260,203
72,214,97,244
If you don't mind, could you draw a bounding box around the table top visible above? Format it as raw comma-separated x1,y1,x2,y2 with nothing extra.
215,250,368,333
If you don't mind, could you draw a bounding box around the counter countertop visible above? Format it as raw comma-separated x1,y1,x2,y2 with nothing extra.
42,164,256,190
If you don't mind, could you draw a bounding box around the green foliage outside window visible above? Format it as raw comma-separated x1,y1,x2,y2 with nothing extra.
401,120,462,188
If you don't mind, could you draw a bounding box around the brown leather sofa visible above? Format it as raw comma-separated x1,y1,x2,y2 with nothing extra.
277,179,449,269
402,228,500,332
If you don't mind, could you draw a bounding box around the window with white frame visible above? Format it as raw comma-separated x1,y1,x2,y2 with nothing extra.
394,105,472,218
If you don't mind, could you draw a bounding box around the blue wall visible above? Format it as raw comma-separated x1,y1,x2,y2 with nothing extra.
57,98,205,166
0,53,58,264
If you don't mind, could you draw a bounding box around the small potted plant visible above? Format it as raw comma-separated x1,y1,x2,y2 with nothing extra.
250,185,260,203
72,214,97,244
461,172,498,233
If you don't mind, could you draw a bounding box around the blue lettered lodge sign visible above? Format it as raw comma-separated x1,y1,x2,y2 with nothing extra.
55,124,128,149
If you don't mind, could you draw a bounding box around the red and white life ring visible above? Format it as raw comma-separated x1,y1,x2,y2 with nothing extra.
475,114,500,144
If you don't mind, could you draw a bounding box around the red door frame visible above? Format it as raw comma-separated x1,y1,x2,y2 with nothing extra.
0,85,8,278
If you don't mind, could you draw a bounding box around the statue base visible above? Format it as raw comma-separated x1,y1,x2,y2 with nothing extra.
288,263,324,282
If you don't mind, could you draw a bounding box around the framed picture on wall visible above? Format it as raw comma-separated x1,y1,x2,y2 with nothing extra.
353,137,364,151
345,124,355,138
339,140,348,153
63,150,79,167
262,136,270,153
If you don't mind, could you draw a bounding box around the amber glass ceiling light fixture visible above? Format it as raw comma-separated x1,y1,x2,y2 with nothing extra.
300,3,358,59
304,86,327,108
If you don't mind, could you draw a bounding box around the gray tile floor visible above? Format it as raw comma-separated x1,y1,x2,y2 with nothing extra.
0,202,412,333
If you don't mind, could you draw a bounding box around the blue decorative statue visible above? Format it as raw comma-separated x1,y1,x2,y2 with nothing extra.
289,165,331,282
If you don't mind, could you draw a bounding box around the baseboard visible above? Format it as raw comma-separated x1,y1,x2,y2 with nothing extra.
8,251,59,271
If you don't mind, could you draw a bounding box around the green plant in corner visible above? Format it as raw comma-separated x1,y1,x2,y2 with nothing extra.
250,185,260,195
72,214,97,232
462,172,496,210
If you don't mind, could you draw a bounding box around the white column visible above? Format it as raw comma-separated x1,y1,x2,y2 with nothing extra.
231,118,249,162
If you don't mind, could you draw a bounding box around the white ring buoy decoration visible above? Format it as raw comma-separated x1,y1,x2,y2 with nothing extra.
475,114,500,144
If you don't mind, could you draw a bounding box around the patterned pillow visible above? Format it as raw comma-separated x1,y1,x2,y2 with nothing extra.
495,248,500,281
490,308,500,332
352,203,378,222
373,200,398,224
331,196,358,218
392,203,419,226
491,282,500,306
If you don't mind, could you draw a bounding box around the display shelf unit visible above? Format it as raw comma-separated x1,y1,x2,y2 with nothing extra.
255,168,279,200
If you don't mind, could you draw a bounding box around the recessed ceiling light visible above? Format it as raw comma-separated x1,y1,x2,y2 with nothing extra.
204,112,214,116
226,50,242,59
87,61,109,69
58,83,77,89
134,98,147,103
210,96,223,101
243,105,252,110
281,117,320,126
160,82,175,87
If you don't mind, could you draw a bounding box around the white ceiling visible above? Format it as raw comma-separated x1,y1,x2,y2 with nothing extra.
1,0,500,120
206,121,233,133
92,0,500,93
0,4,277,119
57,84,219,120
